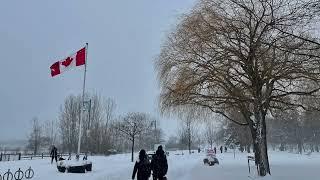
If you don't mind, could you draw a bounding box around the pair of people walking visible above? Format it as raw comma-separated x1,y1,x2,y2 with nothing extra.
132,145,168,180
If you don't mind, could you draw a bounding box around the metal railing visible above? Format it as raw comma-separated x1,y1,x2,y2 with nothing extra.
0,167,34,180
0,153,85,162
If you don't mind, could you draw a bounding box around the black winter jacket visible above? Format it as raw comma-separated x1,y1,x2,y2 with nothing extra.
50,147,57,157
132,158,151,180
151,150,168,178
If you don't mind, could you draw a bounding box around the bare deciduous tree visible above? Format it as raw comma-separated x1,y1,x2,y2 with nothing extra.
27,117,42,154
178,115,198,154
84,94,105,154
43,119,58,148
116,112,151,162
100,98,117,153
104,98,116,130
59,95,81,153
156,0,320,176
204,120,216,149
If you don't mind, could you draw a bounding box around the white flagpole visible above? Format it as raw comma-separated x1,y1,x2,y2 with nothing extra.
77,43,88,157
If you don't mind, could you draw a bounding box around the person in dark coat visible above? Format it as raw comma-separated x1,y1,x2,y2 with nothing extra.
67,153,71,160
83,152,88,160
220,146,223,153
132,149,151,180
50,145,58,164
214,147,217,154
151,146,168,180
224,146,227,152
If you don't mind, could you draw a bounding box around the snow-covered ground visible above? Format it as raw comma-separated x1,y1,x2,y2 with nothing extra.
0,151,319,180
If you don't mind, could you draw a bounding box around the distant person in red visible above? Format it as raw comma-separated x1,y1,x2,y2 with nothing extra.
50,145,58,164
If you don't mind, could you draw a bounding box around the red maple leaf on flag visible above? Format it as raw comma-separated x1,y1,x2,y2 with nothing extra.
61,57,73,67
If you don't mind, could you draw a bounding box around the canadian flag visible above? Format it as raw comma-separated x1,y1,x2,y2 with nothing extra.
50,47,86,77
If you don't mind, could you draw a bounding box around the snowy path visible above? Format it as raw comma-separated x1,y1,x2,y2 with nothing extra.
0,151,320,180
185,151,320,180
186,158,249,179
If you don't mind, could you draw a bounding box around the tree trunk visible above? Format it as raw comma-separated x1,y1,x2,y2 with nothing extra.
298,142,303,154
131,137,135,162
188,133,191,154
249,109,271,176
188,124,191,154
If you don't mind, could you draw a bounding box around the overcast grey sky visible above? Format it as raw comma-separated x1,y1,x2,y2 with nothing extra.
0,0,196,141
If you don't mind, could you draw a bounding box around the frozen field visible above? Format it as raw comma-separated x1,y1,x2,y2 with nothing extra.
0,151,319,180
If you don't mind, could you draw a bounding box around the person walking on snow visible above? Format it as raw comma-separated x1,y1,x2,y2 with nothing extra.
214,147,217,154
220,146,223,153
151,145,168,180
50,145,58,164
132,149,151,180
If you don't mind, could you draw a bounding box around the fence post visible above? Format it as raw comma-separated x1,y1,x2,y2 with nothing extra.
0,153,2,161
18,153,21,160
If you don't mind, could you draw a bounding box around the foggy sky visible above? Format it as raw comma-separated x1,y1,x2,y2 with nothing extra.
0,0,196,141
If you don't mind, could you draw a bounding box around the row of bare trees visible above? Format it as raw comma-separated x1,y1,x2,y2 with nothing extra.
211,108,320,155
267,109,320,154
156,0,320,176
27,93,164,157
59,94,117,154
26,118,58,154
